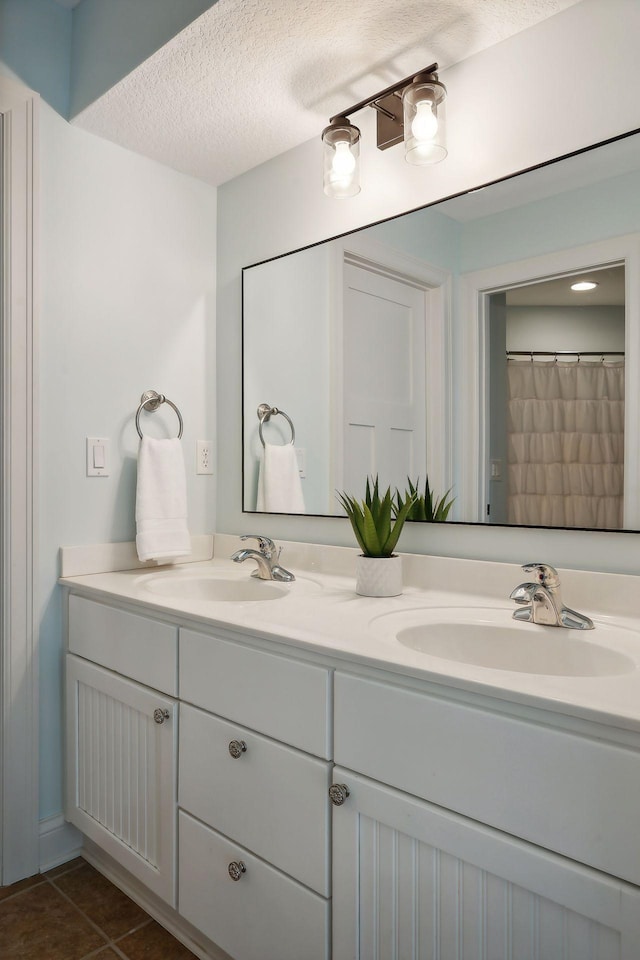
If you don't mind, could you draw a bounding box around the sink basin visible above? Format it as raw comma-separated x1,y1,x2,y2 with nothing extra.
142,574,286,602
136,567,320,602
371,607,636,677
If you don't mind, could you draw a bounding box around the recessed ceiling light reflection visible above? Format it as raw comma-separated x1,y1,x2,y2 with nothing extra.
571,280,599,291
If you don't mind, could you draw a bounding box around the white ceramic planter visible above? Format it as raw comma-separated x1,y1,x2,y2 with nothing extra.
355,554,403,597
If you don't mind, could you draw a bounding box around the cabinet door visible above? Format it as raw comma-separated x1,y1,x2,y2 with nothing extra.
332,767,640,960
66,655,177,906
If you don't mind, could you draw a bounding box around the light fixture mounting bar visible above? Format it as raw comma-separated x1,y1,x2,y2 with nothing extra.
328,62,439,125
321,59,446,197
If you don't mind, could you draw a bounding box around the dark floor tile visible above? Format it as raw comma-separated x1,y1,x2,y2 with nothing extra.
0,873,44,902
83,949,122,959
0,881,105,960
44,856,85,880
53,863,149,940
117,919,198,960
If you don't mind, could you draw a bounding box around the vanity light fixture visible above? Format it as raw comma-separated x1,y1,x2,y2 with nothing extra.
322,62,446,198
571,280,599,291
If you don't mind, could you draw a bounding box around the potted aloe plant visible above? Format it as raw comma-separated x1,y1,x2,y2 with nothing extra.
336,476,415,597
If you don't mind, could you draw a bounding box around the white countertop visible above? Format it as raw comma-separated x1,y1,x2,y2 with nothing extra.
59,534,640,736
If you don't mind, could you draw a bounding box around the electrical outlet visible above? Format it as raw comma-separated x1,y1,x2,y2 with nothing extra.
196,440,213,475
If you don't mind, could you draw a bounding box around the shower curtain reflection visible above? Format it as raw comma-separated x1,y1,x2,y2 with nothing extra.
507,359,625,529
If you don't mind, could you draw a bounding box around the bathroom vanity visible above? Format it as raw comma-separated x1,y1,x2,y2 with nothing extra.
62,538,640,959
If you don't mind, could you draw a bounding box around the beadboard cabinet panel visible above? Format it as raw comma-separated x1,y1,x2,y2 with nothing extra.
66,655,177,905
332,768,640,960
334,671,640,885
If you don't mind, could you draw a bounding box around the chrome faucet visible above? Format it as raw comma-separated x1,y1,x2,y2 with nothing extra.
510,563,593,629
231,535,295,582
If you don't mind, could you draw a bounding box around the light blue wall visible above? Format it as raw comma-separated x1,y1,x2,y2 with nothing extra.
69,0,218,117
0,0,218,118
2,0,219,824
243,245,331,515
0,0,71,115
459,169,640,273
37,106,217,820
2,60,218,824
367,205,461,272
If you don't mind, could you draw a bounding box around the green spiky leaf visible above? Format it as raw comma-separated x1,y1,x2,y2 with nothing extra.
395,476,455,523
336,475,416,557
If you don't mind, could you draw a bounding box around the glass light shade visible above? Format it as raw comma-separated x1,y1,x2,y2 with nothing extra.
402,77,447,166
322,118,361,198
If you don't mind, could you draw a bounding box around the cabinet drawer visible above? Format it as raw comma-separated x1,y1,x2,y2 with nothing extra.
179,811,329,960
179,705,331,895
335,672,640,886
180,628,331,758
68,595,177,695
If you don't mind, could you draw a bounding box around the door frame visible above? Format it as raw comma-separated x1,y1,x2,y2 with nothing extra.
0,75,39,884
329,233,452,506
458,234,640,527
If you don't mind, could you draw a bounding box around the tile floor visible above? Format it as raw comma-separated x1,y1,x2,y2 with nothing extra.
0,856,198,959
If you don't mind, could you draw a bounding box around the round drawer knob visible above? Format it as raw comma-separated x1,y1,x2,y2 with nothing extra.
228,739,247,759
228,860,247,882
153,708,170,724
329,783,350,806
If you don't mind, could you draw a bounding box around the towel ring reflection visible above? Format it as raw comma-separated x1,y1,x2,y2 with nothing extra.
257,403,295,448
136,390,184,439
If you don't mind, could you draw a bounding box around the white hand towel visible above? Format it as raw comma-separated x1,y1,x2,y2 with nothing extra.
256,442,305,513
136,436,191,562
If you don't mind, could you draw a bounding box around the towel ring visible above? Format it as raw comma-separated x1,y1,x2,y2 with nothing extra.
136,390,183,439
257,403,295,448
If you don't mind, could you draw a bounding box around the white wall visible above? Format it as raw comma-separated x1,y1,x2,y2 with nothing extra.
507,306,625,353
217,0,640,574
38,105,217,818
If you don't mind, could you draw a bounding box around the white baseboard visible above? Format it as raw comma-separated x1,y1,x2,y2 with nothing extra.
39,814,83,873
82,839,232,960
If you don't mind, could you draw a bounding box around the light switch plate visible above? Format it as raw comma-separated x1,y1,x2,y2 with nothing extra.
295,446,306,479
86,437,109,477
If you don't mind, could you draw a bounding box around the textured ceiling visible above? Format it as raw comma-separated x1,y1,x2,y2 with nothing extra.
74,0,582,187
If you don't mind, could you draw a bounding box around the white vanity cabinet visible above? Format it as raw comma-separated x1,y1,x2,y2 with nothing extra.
64,583,640,960
332,671,640,959
65,597,178,906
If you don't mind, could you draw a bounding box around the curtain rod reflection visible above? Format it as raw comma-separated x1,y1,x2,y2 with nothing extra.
506,350,625,361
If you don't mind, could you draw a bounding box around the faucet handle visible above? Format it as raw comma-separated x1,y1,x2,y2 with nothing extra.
240,535,278,559
521,563,560,588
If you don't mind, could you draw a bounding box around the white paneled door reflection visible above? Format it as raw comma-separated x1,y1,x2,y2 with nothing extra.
342,262,427,495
